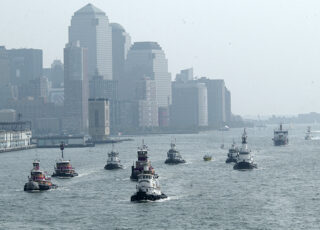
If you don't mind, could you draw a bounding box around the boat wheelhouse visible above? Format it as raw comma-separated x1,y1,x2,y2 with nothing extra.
105,145,123,170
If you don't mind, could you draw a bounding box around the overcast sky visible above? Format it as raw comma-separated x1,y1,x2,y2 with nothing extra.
0,0,319,116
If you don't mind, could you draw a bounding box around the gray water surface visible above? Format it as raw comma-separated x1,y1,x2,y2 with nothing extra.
1,125,320,229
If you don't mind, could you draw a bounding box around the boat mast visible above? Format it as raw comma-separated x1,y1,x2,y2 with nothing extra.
60,142,65,159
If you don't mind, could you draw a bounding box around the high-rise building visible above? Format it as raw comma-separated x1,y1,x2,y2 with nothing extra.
176,68,194,82
88,98,110,141
8,48,43,86
171,81,208,128
110,23,131,81
136,77,158,128
124,42,171,107
69,3,112,80
198,78,226,127
225,88,232,123
63,42,89,134
49,60,64,88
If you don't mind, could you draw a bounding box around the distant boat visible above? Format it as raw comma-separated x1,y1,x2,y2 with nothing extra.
165,141,186,164
305,126,312,140
104,144,123,170
219,125,230,131
272,124,288,146
203,154,212,161
233,129,257,170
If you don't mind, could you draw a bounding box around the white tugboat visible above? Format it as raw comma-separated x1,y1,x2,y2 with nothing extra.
273,124,288,146
131,140,156,181
226,140,239,163
233,129,257,170
105,144,123,170
24,160,57,191
305,126,312,140
131,165,167,202
165,141,186,164
52,142,78,178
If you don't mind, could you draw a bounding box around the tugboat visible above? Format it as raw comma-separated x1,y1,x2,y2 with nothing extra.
24,160,57,191
233,129,257,170
130,141,156,181
203,154,212,161
273,124,288,146
131,165,167,202
226,140,239,163
305,126,312,140
52,142,78,178
104,144,123,170
165,141,186,164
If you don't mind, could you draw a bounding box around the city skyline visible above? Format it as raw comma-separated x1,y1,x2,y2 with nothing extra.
0,0,319,115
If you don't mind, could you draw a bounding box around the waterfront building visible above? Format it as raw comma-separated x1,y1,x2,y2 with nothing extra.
110,23,131,81
0,121,33,152
63,42,89,134
0,109,16,122
171,81,208,128
88,98,110,141
48,60,64,88
69,3,112,80
225,88,232,123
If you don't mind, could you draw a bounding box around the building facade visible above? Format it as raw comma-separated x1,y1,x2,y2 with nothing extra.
63,42,89,134
88,98,110,141
69,3,112,80
171,81,208,128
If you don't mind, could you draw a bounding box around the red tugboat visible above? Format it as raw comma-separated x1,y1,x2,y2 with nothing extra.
52,142,78,178
130,140,156,181
24,160,57,191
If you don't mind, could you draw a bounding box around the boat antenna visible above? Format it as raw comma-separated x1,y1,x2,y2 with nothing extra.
60,142,65,159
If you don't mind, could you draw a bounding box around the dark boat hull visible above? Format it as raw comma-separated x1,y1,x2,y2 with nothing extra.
24,182,58,191
226,157,237,163
164,159,186,164
273,140,288,146
52,172,78,178
104,164,123,170
233,161,257,170
131,191,167,202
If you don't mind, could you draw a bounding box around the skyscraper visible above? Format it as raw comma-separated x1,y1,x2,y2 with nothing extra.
171,81,208,128
110,23,131,81
8,48,43,86
124,42,171,107
63,42,89,134
69,3,112,80
198,78,226,127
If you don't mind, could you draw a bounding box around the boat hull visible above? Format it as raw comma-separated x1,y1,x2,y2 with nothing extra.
273,139,288,146
226,157,237,163
24,182,58,191
104,164,123,170
52,172,78,178
131,191,167,202
164,159,186,164
233,161,257,170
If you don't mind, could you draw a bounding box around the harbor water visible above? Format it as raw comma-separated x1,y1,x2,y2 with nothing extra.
1,124,320,229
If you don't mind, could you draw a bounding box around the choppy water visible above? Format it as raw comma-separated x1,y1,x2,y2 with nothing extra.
1,124,320,229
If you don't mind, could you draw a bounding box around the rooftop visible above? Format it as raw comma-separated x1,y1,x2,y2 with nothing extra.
75,3,105,16
131,42,162,51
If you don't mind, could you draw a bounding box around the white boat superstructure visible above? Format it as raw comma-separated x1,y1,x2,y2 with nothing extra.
105,145,123,170
226,140,239,163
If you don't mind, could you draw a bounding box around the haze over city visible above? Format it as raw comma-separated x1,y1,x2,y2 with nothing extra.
1,0,319,115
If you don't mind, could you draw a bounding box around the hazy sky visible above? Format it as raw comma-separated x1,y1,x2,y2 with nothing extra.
0,0,319,116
